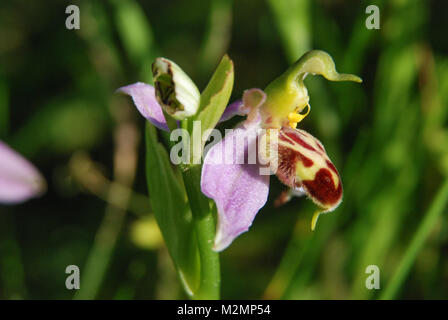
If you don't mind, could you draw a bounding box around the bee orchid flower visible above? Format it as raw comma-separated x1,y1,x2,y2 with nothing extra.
201,50,362,251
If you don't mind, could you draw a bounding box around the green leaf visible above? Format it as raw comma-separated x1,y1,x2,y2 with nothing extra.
193,54,234,144
380,178,448,299
267,0,311,63
145,122,200,296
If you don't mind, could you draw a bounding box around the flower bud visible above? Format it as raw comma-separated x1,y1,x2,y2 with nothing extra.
152,57,201,120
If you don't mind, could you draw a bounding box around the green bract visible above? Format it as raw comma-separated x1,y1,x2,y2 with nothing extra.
193,54,234,145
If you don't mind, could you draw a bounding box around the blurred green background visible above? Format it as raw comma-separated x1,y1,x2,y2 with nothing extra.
1,0,448,299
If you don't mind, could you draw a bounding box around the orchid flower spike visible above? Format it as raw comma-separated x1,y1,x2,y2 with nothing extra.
201,50,362,251
0,141,46,204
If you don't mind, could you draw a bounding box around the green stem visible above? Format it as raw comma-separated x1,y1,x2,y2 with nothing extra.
182,165,220,300
380,178,448,299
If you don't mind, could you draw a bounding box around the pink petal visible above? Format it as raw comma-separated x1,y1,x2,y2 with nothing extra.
0,141,46,204
118,82,168,131
219,88,266,123
201,121,270,251
219,99,244,122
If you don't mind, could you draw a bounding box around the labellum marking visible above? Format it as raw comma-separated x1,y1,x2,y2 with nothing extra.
302,168,342,208
274,127,342,211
